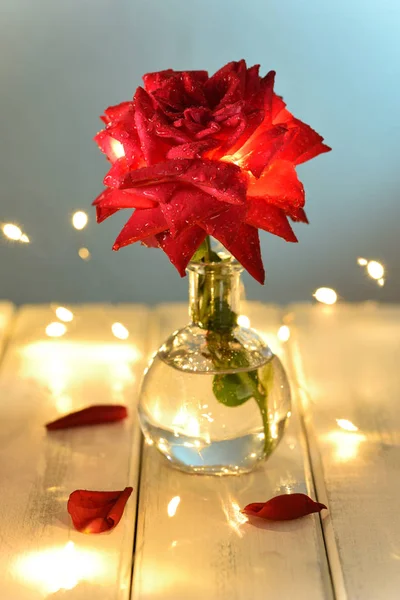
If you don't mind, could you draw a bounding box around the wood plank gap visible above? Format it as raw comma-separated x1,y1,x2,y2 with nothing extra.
128,434,145,599
286,329,347,600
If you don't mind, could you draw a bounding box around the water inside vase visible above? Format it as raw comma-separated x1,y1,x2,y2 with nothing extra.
138,353,289,475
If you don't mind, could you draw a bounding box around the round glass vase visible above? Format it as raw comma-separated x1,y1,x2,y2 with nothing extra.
138,261,291,475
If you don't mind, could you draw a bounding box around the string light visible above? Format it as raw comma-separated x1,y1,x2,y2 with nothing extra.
45,322,67,337
167,496,181,517
277,325,290,342
78,247,91,260
111,322,129,340
336,418,359,432
237,315,250,327
72,211,88,230
366,260,384,280
2,223,29,242
313,287,338,305
2,223,22,240
357,257,368,266
55,307,74,322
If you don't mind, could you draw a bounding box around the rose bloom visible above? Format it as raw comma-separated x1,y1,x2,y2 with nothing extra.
93,60,330,283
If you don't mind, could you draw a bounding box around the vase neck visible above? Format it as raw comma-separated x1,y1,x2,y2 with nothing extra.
187,262,243,330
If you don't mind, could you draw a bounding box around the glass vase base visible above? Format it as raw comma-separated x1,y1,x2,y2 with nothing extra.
140,411,288,476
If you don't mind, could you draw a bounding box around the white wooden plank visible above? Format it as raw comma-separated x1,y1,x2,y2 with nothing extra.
132,302,333,600
0,303,151,600
289,302,400,600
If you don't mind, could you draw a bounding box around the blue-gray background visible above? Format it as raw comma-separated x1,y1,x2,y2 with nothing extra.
1,0,399,305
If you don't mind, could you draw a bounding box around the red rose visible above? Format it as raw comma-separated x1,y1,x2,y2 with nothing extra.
93,60,330,283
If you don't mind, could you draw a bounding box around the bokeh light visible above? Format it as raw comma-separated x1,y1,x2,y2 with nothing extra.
55,307,74,322
45,322,67,337
367,260,385,280
237,315,250,328
78,247,91,260
313,287,338,305
277,325,290,342
336,418,359,432
72,211,88,230
112,322,129,340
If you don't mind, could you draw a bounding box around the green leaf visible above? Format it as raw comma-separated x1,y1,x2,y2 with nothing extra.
191,243,207,262
213,370,259,407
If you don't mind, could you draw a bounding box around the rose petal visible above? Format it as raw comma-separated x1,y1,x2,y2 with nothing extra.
159,188,228,236
94,187,157,224
166,139,219,160
242,493,327,521
93,188,157,210
203,210,265,284
134,87,171,165
236,125,290,178
68,487,133,533
157,225,207,276
274,118,331,165
113,207,168,250
100,101,133,126
288,207,309,223
248,160,305,211
220,223,265,285
246,199,298,242
46,405,128,431
111,159,248,206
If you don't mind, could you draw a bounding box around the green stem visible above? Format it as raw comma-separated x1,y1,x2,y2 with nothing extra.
237,372,272,456
204,235,212,262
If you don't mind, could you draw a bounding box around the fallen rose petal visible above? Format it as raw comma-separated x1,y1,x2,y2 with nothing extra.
46,405,128,431
68,487,133,533
242,493,327,521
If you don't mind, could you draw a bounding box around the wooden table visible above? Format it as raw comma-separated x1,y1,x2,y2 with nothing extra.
0,301,398,600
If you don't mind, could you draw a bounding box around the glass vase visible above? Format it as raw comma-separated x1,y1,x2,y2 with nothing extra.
138,261,291,475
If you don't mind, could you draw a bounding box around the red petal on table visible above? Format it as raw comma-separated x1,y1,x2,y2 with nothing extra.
248,160,305,211
157,225,207,276
242,493,327,521
112,159,247,206
246,199,298,243
68,487,133,534
46,405,128,431
113,206,168,250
